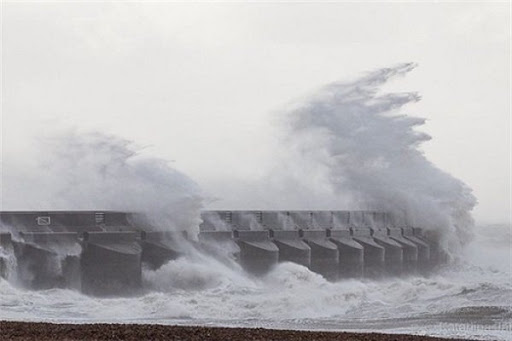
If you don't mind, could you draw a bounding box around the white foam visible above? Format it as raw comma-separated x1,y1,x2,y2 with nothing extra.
0,224,510,339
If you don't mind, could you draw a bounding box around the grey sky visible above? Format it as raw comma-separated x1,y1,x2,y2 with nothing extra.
1,1,510,223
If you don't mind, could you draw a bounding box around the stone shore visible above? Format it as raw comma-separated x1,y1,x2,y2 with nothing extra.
0,321,474,341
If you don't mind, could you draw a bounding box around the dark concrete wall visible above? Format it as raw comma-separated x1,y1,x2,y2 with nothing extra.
0,210,437,295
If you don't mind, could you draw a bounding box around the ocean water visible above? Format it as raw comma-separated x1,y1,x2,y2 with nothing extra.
1,64,508,340
0,223,510,340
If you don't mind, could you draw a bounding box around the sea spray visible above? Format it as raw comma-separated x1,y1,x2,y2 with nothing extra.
0,236,17,284
278,63,476,255
143,247,250,292
0,65,506,340
1,130,203,236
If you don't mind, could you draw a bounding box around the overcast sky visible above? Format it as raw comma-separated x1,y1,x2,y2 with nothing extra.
1,1,510,223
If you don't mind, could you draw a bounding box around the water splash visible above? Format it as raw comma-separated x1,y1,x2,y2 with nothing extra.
0,64,504,341
1,130,203,235
280,63,476,254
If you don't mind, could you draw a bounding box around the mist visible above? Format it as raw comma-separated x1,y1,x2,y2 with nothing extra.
2,2,509,225
1,130,203,235
206,64,477,253
2,64,478,254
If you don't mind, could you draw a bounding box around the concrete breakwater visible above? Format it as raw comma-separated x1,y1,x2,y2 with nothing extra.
0,211,437,296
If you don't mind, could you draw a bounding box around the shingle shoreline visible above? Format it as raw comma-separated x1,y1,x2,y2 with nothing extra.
0,321,472,341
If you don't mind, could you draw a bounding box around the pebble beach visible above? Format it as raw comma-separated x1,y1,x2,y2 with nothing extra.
0,321,473,341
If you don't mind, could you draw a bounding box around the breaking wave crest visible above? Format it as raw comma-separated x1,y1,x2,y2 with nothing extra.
277,63,476,254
